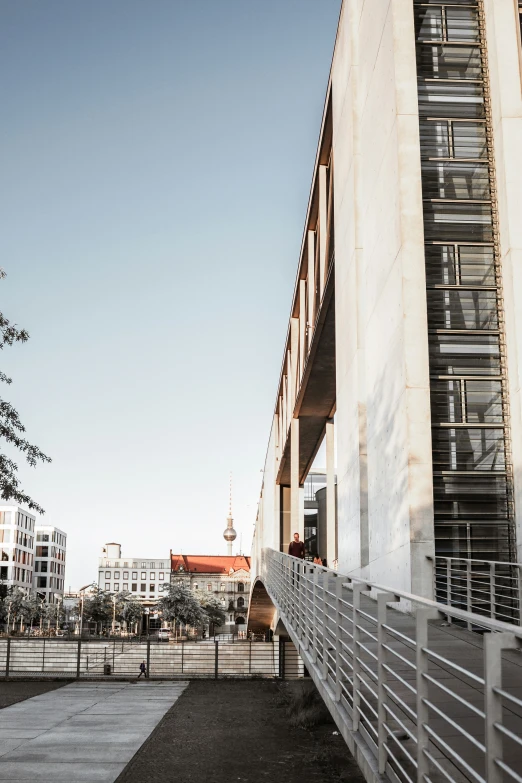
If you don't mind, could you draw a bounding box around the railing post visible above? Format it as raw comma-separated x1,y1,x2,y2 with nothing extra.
321,572,331,681
214,640,219,680
76,639,81,679
466,559,473,630
416,608,433,783
5,637,10,678
352,583,368,732
446,558,452,624
279,638,286,680
334,576,344,702
490,562,495,620
146,639,150,679
377,592,397,775
181,641,184,674
484,632,519,783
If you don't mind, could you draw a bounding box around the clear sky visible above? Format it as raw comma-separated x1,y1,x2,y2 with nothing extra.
0,0,341,589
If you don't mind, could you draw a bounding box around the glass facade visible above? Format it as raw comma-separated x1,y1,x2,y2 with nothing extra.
414,0,515,562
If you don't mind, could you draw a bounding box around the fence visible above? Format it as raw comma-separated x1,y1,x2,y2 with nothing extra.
262,547,522,783
0,638,302,680
433,556,522,627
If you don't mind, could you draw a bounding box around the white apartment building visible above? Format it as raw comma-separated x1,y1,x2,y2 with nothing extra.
0,505,36,591
33,525,67,603
98,543,168,603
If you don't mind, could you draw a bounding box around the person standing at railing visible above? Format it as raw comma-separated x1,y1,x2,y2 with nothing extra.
288,532,305,559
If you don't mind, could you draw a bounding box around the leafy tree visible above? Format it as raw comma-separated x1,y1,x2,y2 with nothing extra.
83,585,113,633
196,591,226,630
119,594,143,631
0,271,51,513
157,582,205,629
3,586,27,630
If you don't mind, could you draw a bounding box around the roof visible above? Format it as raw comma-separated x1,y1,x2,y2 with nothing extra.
170,554,251,575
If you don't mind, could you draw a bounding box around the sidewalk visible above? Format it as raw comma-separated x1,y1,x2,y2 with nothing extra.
0,681,188,782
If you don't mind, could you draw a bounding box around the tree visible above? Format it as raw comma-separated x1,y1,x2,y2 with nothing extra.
82,585,113,633
3,586,27,631
196,591,226,631
157,583,205,630
0,270,51,513
115,591,143,633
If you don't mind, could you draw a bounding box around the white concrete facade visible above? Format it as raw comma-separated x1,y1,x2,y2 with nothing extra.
98,543,169,603
33,525,67,603
0,505,36,592
252,0,522,597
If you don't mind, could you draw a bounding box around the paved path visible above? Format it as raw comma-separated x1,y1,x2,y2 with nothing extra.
0,680,188,782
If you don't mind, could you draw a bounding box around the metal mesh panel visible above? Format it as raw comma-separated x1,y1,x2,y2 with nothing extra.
413,0,515,568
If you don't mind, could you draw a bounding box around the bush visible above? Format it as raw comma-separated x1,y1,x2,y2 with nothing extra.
285,682,331,730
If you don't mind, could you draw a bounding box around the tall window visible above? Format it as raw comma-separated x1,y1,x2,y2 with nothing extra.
207,584,212,591
237,582,244,592
237,597,245,608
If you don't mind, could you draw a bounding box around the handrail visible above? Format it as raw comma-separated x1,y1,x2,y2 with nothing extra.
261,547,522,783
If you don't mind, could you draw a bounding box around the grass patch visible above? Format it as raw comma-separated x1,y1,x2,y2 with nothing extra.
284,682,332,730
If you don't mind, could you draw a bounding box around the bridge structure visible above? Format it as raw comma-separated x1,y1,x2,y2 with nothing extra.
248,1,522,782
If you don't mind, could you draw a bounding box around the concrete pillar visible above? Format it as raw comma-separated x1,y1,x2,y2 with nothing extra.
299,280,306,383
326,419,336,566
307,230,315,343
291,418,304,540
318,165,328,301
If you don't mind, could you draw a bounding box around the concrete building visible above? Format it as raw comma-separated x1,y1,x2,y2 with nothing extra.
33,525,67,603
170,554,251,632
0,505,36,593
98,543,168,604
252,0,522,598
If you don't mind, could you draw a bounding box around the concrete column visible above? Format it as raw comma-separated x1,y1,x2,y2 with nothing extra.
290,317,299,407
307,230,316,341
326,419,336,566
299,280,306,383
291,418,304,540
318,165,328,301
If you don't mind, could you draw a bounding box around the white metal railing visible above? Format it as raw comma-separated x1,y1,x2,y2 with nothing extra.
432,556,522,627
261,548,522,783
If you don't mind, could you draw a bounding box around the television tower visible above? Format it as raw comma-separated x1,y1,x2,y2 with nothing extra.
223,473,237,556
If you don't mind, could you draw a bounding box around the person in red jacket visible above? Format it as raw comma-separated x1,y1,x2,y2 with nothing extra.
288,532,305,559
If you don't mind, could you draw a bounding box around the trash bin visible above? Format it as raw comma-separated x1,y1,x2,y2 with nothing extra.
103,663,111,676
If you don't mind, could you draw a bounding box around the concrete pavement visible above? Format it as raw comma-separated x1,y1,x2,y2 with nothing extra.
0,680,188,782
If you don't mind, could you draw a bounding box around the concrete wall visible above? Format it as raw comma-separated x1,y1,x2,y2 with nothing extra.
483,0,522,560
332,0,433,594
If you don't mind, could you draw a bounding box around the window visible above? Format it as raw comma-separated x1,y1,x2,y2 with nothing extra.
141,572,146,580
149,562,154,569
237,582,245,592
132,572,137,580
150,584,155,592
207,584,212,591
141,583,146,592
229,614,233,622
141,562,146,568
150,572,155,580
105,571,111,578
132,562,138,568
158,562,164,569
123,583,128,591
132,583,137,592
115,562,120,568
237,597,245,608
220,583,226,591
193,583,199,591
123,562,128,567
159,572,164,580
123,571,128,579
37,576,47,588
114,571,120,579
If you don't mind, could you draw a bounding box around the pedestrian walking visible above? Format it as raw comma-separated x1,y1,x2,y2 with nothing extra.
288,532,305,559
138,660,146,679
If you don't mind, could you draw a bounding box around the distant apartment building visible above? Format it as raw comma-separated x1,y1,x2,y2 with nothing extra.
98,543,168,604
170,554,251,631
33,525,67,603
0,505,36,593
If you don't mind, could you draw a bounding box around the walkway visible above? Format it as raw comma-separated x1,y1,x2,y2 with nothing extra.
0,681,188,782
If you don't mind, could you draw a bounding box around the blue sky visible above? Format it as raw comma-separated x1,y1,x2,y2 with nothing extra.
0,0,341,588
